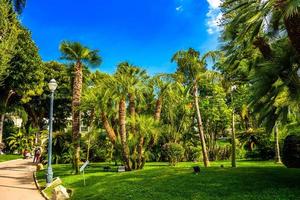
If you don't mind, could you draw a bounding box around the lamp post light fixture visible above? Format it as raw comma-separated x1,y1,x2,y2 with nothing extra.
46,79,57,185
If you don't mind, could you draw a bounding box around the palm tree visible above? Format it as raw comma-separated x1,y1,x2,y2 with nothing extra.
150,74,175,121
105,71,132,170
128,115,158,169
172,48,217,167
274,122,282,163
114,62,149,170
60,41,101,174
116,62,148,128
81,77,117,145
222,0,300,55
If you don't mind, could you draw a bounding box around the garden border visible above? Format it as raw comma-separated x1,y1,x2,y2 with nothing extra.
33,171,50,200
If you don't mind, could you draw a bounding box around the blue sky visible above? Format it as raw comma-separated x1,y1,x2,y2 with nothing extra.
21,0,221,74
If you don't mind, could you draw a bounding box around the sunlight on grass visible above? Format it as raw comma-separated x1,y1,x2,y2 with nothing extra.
37,160,300,200
0,154,21,162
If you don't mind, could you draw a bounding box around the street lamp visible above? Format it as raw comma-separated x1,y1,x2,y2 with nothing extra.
46,79,57,185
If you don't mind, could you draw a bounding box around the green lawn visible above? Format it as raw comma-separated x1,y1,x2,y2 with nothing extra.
37,161,300,200
0,154,21,162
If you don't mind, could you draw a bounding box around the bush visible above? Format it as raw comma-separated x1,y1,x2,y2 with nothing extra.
163,143,184,166
245,140,275,160
282,135,300,168
187,146,202,162
208,145,231,161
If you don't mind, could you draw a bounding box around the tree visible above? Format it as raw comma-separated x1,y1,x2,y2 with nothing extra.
9,0,26,14
23,61,72,145
60,41,101,174
274,123,282,163
150,74,175,121
0,0,19,86
0,26,44,145
222,0,300,55
81,72,117,145
172,48,217,167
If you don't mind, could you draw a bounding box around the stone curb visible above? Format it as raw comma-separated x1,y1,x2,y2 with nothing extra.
33,171,50,200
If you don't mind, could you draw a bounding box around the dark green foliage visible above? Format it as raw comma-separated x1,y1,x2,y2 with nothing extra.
9,0,26,14
282,135,300,168
163,142,185,166
245,142,275,161
2,26,44,103
0,0,19,86
208,145,231,161
24,61,72,131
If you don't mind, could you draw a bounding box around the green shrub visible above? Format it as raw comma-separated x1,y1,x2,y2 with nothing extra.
164,143,184,166
208,145,231,161
187,146,202,162
245,140,275,160
282,135,300,168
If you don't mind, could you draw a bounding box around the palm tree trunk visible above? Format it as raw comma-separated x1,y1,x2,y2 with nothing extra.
101,112,116,144
231,101,236,168
119,98,131,171
154,97,162,121
129,93,136,135
284,14,300,55
0,114,4,144
137,137,144,169
253,37,272,59
86,137,90,161
274,123,282,163
72,61,83,174
193,82,210,167
129,94,136,116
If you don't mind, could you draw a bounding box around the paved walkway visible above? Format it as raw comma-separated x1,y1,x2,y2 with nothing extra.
0,159,44,200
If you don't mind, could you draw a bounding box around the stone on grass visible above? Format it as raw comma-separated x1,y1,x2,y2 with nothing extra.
47,177,62,189
118,166,126,172
52,185,69,200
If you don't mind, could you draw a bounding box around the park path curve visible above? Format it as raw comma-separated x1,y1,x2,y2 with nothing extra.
0,159,44,200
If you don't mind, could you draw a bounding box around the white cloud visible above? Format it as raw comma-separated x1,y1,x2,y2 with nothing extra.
207,0,221,9
206,0,222,34
176,5,183,12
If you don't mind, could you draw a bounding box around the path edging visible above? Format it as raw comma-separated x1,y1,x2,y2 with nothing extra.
33,171,50,200
0,158,23,165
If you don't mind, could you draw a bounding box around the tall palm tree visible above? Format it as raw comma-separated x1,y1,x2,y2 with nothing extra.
116,62,148,125
81,74,117,145
107,72,131,170
222,0,300,55
150,74,175,121
60,41,101,174
172,48,217,167
274,122,282,163
115,62,148,170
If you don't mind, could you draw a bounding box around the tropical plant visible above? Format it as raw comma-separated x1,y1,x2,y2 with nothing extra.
60,41,101,174
7,126,37,154
172,48,217,167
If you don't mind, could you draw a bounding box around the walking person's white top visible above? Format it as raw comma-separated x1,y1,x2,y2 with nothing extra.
0,159,44,200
